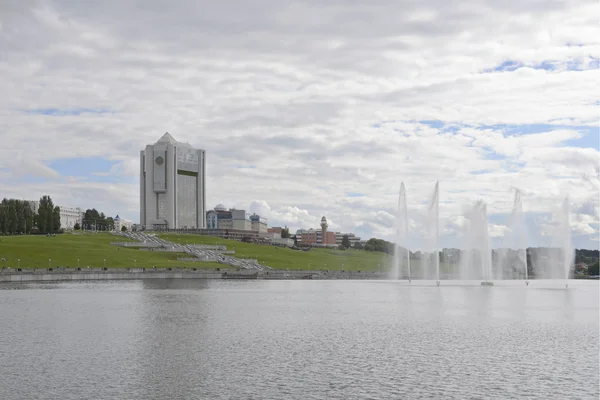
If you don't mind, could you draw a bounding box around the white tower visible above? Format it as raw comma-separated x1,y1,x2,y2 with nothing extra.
140,132,206,230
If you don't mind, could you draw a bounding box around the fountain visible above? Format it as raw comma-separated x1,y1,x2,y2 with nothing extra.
390,182,574,288
528,197,574,285
494,189,528,283
392,183,411,281
557,198,573,288
426,182,440,285
460,201,493,285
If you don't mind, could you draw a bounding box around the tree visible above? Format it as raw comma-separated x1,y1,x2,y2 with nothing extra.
588,260,599,276
0,199,35,235
353,242,363,250
281,226,290,239
341,235,351,249
121,225,127,232
74,222,80,230
363,238,395,254
53,206,61,232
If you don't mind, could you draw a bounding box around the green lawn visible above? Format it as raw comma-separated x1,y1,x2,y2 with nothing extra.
160,233,454,272
0,233,223,269
0,232,456,273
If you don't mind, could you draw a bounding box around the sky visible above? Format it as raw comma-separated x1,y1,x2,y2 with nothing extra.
0,0,598,250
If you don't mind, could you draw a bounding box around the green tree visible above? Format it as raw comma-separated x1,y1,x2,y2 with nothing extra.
353,242,363,250
281,226,290,239
588,260,599,276
53,206,61,232
341,235,351,249
7,200,17,234
83,208,104,230
121,225,127,232
36,195,58,233
74,222,81,230
0,199,7,234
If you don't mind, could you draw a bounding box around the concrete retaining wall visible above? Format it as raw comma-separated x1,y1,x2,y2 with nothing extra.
0,268,389,282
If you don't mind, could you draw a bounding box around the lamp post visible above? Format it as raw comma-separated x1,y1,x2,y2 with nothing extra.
134,259,137,268
48,258,51,269
18,259,20,269
77,258,80,268
104,259,106,268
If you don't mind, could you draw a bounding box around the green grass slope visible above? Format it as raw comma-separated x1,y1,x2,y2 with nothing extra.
0,233,222,269
161,233,406,271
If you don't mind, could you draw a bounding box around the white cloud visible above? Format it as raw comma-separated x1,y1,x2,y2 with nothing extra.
0,0,598,249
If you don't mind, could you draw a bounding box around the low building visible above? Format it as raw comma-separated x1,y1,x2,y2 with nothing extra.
27,200,84,230
60,207,84,230
268,227,283,235
296,217,361,248
250,214,268,234
272,238,294,247
114,215,133,231
295,228,336,247
335,232,361,247
206,204,267,234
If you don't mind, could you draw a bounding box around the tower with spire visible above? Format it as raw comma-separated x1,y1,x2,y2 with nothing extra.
320,216,328,245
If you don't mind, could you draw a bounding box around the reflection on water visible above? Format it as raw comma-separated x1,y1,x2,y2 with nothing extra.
0,280,598,399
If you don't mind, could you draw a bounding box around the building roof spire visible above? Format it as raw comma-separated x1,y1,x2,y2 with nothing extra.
156,132,177,144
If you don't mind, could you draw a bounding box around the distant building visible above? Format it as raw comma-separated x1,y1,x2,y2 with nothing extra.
295,217,360,248
206,204,267,234
114,215,133,231
27,200,83,230
268,227,283,235
140,132,206,230
60,207,84,230
335,232,361,247
272,238,294,247
295,217,337,247
250,214,268,234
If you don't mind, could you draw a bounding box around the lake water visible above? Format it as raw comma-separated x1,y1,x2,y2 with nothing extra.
0,279,598,399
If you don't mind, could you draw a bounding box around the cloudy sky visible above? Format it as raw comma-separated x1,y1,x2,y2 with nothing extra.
1,0,598,249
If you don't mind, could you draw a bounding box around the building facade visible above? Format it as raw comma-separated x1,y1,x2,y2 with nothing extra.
335,232,362,247
27,200,83,230
140,132,206,230
250,214,268,234
295,228,336,247
206,204,267,234
114,215,133,232
295,217,360,248
60,206,84,230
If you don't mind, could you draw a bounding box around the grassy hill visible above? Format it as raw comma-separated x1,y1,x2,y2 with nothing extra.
159,233,454,272
160,233,392,271
0,233,222,269
0,232,454,273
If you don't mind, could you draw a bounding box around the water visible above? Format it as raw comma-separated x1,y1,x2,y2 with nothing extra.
392,183,410,280
0,279,598,399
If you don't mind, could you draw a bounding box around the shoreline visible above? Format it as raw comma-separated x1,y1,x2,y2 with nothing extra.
0,268,388,282
1,268,597,283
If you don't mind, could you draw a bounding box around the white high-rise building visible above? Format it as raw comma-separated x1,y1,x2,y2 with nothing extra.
140,132,206,230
